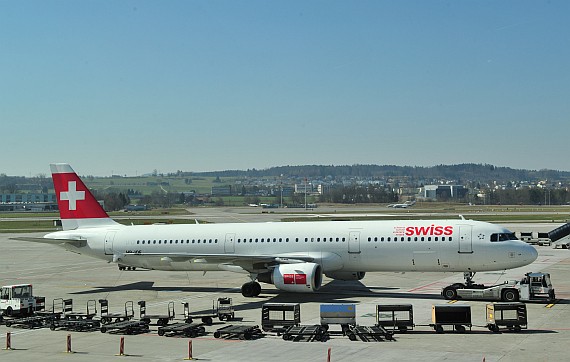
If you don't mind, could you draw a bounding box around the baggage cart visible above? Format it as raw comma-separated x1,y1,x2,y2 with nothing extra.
99,299,134,324
4,315,48,329
63,299,97,320
429,304,471,333
261,303,301,333
138,301,175,325
213,325,263,340
100,319,149,334
282,325,326,341
157,322,206,337
346,325,394,341
49,318,100,332
320,304,356,333
486,302,527,332
376,304,414,332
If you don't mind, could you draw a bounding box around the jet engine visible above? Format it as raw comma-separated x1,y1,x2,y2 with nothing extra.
324,271,366,281
258,262,322,292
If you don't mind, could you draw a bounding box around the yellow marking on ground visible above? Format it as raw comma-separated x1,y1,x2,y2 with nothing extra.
229,215,249,223
545,299,561,308
448,300,458,304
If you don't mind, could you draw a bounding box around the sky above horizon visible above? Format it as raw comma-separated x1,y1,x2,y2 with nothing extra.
2,1,569,177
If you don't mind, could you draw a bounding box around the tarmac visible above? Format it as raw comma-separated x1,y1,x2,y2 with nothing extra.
1,207,569,361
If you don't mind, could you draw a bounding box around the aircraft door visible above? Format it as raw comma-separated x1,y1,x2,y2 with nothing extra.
104,231,116,255
458,226,473,253
348,231,361,253
225,233,235,253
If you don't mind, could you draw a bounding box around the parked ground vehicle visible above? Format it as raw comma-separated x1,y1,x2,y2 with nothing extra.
0,284,44,317
442,272,555,302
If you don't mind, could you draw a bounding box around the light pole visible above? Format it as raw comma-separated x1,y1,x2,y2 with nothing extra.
304,178,307,211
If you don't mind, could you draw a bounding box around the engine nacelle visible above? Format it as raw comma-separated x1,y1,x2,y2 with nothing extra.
324,271,366,281
258,263,322,292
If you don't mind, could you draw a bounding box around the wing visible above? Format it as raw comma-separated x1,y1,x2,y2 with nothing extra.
122,251,316,273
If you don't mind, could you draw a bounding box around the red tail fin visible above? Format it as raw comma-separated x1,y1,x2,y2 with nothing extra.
51,164,119,230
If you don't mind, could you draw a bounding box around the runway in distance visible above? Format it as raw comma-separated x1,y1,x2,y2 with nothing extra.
13,164,541,297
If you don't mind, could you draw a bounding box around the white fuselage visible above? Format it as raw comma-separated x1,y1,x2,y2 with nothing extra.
46,219,537,274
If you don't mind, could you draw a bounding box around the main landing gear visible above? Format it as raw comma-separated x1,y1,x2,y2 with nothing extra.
241,282,262,297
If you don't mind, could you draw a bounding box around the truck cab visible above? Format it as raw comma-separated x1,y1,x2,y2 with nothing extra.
1,284,36,316
519,272,555,301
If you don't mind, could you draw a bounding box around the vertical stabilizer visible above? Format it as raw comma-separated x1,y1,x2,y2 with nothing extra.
51,163,120,230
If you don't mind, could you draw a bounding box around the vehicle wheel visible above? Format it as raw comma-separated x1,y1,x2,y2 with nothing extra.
6,321,12,327
282,334,289,341
436,325,444,334
219,316,224,321
202,316,213,324
442,286,458,300
385,334,393,340
100,326,107,333
185,318,193,324
315,333,322,341
502,289,519,302
6,307,13,317
398,326,408,333
214,331,221,338
455,325,466,333
244,332,252,340
158,329,165,336
514,325,522,332
132,267,136,271
50,324,56,331
348,333,356,341
241,283,255,297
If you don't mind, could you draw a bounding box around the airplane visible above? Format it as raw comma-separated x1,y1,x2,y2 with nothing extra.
387,200,416,208
12,164,542,297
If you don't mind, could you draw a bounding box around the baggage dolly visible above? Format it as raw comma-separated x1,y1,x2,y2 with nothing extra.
486,302,527,333
261,303,301,333
157,322,206,337
213,325,263,340
376,304,415,333
346,325,394,341
99,299,134,324
429,304,472,333
49,318,100,332
282,325,327,341
4,315,47,329
63,299,97,320
100,319,149,335
138,301,175,325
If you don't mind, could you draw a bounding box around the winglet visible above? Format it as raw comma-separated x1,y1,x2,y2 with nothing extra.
51,163,120,230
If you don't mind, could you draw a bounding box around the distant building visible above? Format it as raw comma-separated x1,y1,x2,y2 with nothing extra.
422,185,467,201
125,205,148,212
211,185,232,196
0,193,57,203
271,187,294,197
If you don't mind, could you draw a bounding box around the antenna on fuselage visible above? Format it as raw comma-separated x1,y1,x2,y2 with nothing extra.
459,215,466,220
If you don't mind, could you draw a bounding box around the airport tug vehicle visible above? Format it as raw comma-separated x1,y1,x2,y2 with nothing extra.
0,284,45,317
442,272,555,302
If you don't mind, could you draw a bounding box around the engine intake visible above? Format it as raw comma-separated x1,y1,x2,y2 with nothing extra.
258,262,322,292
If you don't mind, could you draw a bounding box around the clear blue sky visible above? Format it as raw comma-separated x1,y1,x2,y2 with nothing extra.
2,1,569,176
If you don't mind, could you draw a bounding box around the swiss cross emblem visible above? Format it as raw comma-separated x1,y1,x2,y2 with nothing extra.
60,181,86,210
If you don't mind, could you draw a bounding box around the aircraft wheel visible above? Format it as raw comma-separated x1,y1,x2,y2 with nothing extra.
241,283,255,297
252,282,261,296
442,286,458,300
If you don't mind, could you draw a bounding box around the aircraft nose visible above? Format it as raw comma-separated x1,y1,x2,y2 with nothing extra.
523,243,538,264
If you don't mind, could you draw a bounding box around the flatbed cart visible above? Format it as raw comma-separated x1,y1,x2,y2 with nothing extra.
99,299,134,324
157,322,206,337
49,317,100,332
346,325,394,341
100,319,150,335
4,315,48,329
429,304,472,333
182,298,233,324
213,325,263,340
282,325,327,341
63,299,97,320
376,304,414,333
262,303,301,333
138,301,175,325
486,302,527,333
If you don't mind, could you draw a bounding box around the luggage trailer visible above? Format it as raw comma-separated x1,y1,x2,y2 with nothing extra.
213,325,263,340
429,304,472,333
182,297,234,324
157,322,207,337
486,302,528,333
261,303,301,333
99,299,134,324
320,304,393,341
376,304,415,333
138,301,175,326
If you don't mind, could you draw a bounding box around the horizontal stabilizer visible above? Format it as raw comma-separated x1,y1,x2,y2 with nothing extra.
10,236,86,246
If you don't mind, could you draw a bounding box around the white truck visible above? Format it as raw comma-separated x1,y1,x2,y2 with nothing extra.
0,284,44,317
442,272,555,302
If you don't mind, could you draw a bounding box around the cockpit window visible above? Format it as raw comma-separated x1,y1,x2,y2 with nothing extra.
491,233,518,242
